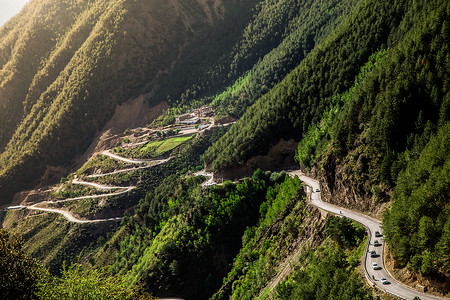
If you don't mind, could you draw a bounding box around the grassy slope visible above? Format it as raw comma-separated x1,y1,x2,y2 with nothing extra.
116,134,195,159
0,208,119,275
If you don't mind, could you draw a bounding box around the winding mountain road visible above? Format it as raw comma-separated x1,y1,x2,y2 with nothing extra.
72,178,123,190
102,150,171,165
289,170,446,300
21,152,171,224
27,205,122,223
48,186,135,204
194,171,215,187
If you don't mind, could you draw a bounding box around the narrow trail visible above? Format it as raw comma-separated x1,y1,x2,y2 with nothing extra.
11,122,227,224
72,178,122,190
87,154,171,178
47,186,136,204
102,150,171,166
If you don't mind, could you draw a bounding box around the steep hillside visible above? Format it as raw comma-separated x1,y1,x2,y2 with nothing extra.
1,0,448,298
205,0,449,292
0,0,229,203
205,0,413,171
153,0,361,122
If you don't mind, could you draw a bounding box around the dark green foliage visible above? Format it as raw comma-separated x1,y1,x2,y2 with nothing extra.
383,123,450,276
212,175,306,300
111,169,281,299
37,263,142,300
2,0,449,296
157,0,360,121
326,216,366,248
205,0,409,171
333,0,449,185
203,0,449,283
0,228,150,299
0,229,45,299
296,48,387,169
276,244,373,300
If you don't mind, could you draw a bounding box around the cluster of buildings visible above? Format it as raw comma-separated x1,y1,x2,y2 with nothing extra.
175,105,214,125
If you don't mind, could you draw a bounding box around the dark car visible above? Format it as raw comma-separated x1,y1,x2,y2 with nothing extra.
375,231,382,237
370,251,377,258
374,240,381,246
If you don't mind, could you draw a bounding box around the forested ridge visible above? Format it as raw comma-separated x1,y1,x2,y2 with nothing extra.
0,0,449,298
154,0,360,122
0,0,228,202
205,0,449,289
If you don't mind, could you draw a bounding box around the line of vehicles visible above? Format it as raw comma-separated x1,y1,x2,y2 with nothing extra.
370,231,390,285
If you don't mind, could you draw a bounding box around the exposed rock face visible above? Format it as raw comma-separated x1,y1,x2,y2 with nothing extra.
37,165,70,188
74,99,168,170
211,138,298,180
310,151,388,217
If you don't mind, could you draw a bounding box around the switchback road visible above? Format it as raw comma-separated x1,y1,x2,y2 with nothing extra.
102,150,171,165
27,205,122,223
21,153,171,223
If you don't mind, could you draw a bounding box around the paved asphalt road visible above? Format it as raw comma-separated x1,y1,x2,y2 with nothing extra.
290,171,447,300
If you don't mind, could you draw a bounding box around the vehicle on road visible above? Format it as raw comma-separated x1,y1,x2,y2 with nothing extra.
315,188,320,192
375,231,382,237
370,251,377,258
380,277,390,284
372,262,381,270
374,240,381,246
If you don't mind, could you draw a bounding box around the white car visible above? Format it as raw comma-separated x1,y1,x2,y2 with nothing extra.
372,262,381,270
380,277,390,284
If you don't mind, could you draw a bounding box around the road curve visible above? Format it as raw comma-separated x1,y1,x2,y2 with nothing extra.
48,186,135,204
102,150,171,165
22,152,170,223
23,179,132,223
289,171,447,300
27,205,122,223
72,178,122,190
86,165,155,178
194,171,215,187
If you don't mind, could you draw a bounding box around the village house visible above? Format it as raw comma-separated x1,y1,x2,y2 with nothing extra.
194,105,214,118
175,105,215,124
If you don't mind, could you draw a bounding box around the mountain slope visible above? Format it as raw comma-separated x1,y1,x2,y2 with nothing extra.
1,0,448,298
204,0,411,171
0,0,227,203
205,0,449,291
